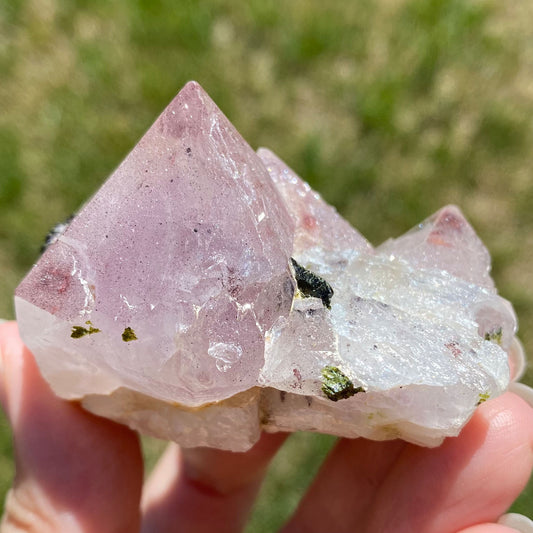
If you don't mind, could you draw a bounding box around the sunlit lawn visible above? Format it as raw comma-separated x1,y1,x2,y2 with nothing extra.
1,0,533,528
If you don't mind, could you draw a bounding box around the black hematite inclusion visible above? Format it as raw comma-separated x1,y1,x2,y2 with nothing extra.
290,258,334,309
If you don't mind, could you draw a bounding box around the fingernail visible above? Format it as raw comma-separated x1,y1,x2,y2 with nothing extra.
509,382,533,409
498,513,533,533
509,337,527,382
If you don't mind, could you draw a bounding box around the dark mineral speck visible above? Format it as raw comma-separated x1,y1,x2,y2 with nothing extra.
290,258,334,309
41,215,75,254
321,365,365,401
122,327,138,342
71,321,100,339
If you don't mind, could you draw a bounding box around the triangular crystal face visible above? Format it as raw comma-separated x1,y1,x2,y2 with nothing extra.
257,147,372,257
378,205,494,289
15,82,295,406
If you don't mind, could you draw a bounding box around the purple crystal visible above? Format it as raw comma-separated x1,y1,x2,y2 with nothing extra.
14,82,518,451
16,82,295,406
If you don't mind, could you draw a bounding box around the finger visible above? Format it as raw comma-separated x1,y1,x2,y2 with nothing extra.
280,437,406,532
365,392,533,533
0,321,144,533
282,392,533,533
509,382,533,406
141,431,287,533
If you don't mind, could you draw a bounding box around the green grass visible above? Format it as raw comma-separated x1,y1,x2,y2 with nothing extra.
1,0,533,527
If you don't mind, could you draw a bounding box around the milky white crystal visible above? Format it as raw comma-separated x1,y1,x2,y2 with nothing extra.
15,82,517,451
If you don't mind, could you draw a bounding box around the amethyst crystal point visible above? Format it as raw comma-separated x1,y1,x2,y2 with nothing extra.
377,206,516,351
15,81,295,407
257,147,372,257
378,205,495,289
15,82,518,451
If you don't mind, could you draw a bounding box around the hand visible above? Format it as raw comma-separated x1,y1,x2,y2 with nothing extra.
0,321,532,533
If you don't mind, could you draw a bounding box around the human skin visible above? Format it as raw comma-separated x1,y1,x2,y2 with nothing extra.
0,321,532,533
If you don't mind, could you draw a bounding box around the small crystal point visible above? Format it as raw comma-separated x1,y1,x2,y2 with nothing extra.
14,83,517,451
257,147,372,258
378,205,494,288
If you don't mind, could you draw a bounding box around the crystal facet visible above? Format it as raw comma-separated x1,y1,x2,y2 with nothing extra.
15,82,517,451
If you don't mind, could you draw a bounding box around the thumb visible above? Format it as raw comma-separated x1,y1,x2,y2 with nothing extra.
0,321,144,533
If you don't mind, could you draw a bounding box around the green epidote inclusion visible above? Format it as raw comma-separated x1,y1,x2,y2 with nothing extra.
321,365,365,401
71,321,100,339
122,327,138,342
290,258,334,309
70,322,137,341
484,327,503,345
477,392,491,405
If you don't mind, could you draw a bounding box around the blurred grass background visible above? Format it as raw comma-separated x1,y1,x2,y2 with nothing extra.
1,0,533,529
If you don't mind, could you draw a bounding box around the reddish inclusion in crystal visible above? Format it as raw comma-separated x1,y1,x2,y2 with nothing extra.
428,208,466,247
40,267,70,295
303,214,318,230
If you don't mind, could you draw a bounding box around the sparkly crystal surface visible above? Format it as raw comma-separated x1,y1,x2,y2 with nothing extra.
15,82,517,451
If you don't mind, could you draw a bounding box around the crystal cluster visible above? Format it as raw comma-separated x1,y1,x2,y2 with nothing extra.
15,82,516,451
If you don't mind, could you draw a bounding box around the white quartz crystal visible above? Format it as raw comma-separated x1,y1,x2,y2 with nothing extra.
15,82,517,451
